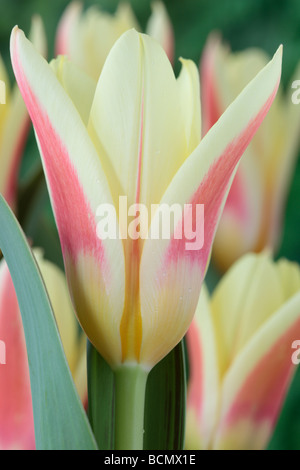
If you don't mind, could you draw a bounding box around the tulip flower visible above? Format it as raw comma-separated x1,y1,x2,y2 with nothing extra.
201,34,300,271
55,1,174,80
10,27,281,448
185,252,300,450
0,249,86,450
0,16,46,211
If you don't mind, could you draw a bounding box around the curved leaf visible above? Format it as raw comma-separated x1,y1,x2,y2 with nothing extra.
0,195,97,450
144,341,187,450
87,342,115,450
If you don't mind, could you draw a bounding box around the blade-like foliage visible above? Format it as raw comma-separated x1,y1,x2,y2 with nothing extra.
87,342,115,450
144,341,187,450
0,195,97,450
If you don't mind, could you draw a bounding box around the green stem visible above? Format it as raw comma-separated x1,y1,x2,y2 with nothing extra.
113,364,149,450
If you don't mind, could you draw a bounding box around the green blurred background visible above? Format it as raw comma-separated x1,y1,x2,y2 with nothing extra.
1,0,300,450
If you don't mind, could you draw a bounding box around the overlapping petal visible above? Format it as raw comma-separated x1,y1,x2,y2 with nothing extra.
146,1,174,63
11,27,126,366
139,46,282,367
186,253,300,450
201,35,300,269
215,289,300,450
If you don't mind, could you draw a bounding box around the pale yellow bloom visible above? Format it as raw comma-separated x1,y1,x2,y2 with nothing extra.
186,252,300,450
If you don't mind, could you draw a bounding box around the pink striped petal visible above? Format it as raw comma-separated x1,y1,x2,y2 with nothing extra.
214,293,300,450
10,27,126,367
139,46,282,367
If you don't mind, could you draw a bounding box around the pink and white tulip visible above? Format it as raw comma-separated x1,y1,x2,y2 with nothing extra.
185,252,300,450
0,250,86,450
10,28,282,370
201,34,300,271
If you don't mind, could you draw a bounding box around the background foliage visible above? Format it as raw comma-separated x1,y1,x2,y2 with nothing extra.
0,0,300,449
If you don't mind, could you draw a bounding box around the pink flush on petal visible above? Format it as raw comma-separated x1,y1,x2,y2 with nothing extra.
163,83,279,280
12,37,105,268
223,317,300,435
186,321,203,421
0,265,35,450
224,169,250,225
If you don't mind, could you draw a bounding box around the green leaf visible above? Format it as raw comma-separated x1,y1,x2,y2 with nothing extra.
0,195,97,450
87,342,115,450
143,341,187,450
268,366,300,450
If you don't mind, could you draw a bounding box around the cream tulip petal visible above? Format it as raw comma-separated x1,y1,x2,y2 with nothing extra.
115,2,140,32
69,5,139,81
217,47,270,107
146,1,174,63
88,30,186,214
211,253,286,377
177,58,201,155
55,1,82,56
276,258,300,299
28,15,47,58
50,56,97,126
213,292,300,450
139,47,282,368
11,27,126,366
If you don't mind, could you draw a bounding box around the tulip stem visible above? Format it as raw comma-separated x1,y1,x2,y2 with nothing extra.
113,364,149,450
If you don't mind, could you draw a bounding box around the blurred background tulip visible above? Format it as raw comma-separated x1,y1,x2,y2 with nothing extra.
0,16,46,211
201,35,300,272
185,252,300,450
55,1,174,80
0,0,300,450
0,249,87,450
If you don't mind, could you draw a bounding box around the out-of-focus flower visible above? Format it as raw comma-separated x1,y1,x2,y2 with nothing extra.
0,250,86,450
10,27,281,370
55,1,174,80
185,252,300,450
201,34,300,271
0,16,46,211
